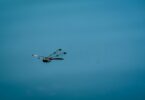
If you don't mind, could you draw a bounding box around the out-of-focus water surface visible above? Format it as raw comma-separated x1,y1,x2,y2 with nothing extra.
0,0,145,100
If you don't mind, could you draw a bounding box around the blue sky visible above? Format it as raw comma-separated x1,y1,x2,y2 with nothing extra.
0,0,145,100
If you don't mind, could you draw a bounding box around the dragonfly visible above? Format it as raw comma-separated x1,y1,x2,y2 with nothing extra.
32,49,67,63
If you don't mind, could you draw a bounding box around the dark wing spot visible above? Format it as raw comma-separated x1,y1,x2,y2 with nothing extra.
63,52,67,54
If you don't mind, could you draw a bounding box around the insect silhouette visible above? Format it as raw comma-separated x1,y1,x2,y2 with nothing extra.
32,49,67,63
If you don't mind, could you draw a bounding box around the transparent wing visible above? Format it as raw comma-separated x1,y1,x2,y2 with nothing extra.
32,54,44,60
48,49,67,58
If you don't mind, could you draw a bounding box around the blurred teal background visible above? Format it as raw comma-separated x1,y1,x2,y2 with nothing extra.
0,0,145,100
